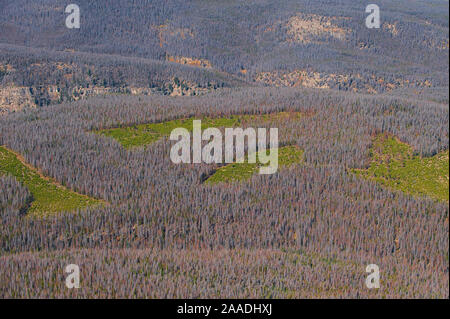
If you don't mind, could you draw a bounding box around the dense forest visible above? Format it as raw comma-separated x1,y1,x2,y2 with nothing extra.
1,0,449,112
1,88,448,297
1,0,448,76
0,0,448,298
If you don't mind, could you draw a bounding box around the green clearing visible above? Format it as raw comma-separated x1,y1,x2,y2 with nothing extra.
352,135,449,201
95,112,301,149
205,145,304,184
0,146,103,217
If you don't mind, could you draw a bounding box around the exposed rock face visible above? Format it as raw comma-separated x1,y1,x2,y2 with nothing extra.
0,84,152,115
164,78,212,96
166,55,212,69
0,85,35,115
0,54,220,115
0,78,213,114
255,69,433,94
255,70,348,89
286,14,350,44
383,23,399,37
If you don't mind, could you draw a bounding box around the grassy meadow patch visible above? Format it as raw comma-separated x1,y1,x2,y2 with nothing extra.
96,112,302,149
0,146,104,217
205,145,304,184
352,135,449,201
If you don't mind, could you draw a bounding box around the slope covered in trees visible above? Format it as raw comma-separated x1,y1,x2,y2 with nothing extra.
1,0,448,77
2,248,447,298
0,43,248,112
0,87,448,297
0,0,448,113
0,0,448,299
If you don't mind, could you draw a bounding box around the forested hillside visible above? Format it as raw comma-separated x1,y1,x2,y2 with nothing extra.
1,0,448,112
0,0,448,299
1,88,448,297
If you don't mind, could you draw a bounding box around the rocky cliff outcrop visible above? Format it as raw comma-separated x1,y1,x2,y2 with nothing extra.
286,14,350,44
255,69,433,94
0,86,35,115
166,55,213,69
0,78,214,115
